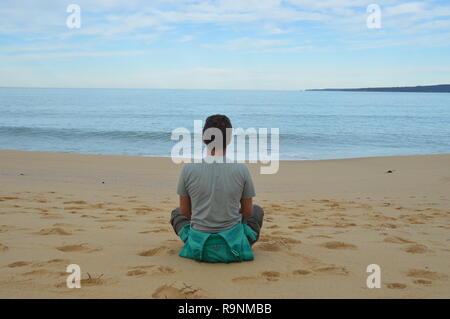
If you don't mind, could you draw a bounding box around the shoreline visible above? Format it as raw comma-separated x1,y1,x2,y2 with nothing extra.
1,148,449,163
0,149,449,298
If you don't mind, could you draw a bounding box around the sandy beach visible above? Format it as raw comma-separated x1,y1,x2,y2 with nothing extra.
0,149,449,298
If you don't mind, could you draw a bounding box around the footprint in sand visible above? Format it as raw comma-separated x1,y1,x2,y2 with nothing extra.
231,276,257,283
0,196,20,201
7,261,32,268
64,206,87,211
22,269,66,277
257,242,283,252
52,223,76,228
261,271,281,281
270,230,292,236
56,243,100,253
126,269,147,276
139,227,170,234
63,201,88,205
32,259,69,268
101,225,122,230
386,283,407,289
319,241,357,250
152,282,205,299
105,208,128,212
105,207,127,212
55,273,109,288
40,213,63,220
134,207,156,215
413,279,432,286
0,243,8,252
260,235,301,245
34,228,72,236
406,269,447,280
95,218,130,222
313,266,349,276
377,223,397,229
307,235,332,239
383,236,414,244
402,244,430,254
89,203,104,209
232,271,282,283
330,212,348,217
256,235,302,253
334,222,357,228
126,265,176,277
292,269,312,275
138,247,176,257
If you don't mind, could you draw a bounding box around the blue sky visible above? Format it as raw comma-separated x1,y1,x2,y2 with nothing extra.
1,0,450,90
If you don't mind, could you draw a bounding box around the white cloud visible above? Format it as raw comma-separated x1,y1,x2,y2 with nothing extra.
0,0,327,37
286,0,373,10
264,24,289,35
385,1,426,16
178,35,196,42
223,37,294,50
0,50,149,62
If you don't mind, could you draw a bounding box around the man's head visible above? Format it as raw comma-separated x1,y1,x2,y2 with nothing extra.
202,114,232,151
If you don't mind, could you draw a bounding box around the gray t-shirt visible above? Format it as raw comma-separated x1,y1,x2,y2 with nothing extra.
177,157,256,233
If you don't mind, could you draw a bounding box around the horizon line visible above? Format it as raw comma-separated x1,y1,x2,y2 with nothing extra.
1,83,450,92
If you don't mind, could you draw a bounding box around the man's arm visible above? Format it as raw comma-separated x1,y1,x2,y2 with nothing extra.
179,195,192,219
240,165,255,221
240,197,253,221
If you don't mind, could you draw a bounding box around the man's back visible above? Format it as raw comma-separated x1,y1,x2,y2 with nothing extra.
177,157,255,233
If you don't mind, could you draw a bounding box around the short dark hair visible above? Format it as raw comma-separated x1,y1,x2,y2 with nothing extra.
202,114,232,150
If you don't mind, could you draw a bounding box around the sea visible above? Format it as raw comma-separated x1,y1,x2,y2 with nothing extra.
1,87,449,160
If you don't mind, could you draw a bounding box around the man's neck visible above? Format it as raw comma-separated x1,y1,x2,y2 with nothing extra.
208,148,226,156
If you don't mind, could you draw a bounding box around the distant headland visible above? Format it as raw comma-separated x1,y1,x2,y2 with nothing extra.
307,84,450,93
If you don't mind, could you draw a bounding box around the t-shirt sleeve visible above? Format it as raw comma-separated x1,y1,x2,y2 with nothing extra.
177,165,189,196
241,165,256,199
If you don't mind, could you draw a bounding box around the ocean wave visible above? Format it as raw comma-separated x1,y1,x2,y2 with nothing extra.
1,125,447,147
0,125,337,145
0,126,172,142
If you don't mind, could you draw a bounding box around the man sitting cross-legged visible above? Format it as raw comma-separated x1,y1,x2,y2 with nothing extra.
170,114,264,263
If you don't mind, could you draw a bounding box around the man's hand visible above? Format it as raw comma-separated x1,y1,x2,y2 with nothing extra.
240,198,253,221
179,195,192,219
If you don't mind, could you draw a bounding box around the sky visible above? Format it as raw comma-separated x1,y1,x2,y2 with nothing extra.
1,0,450,90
